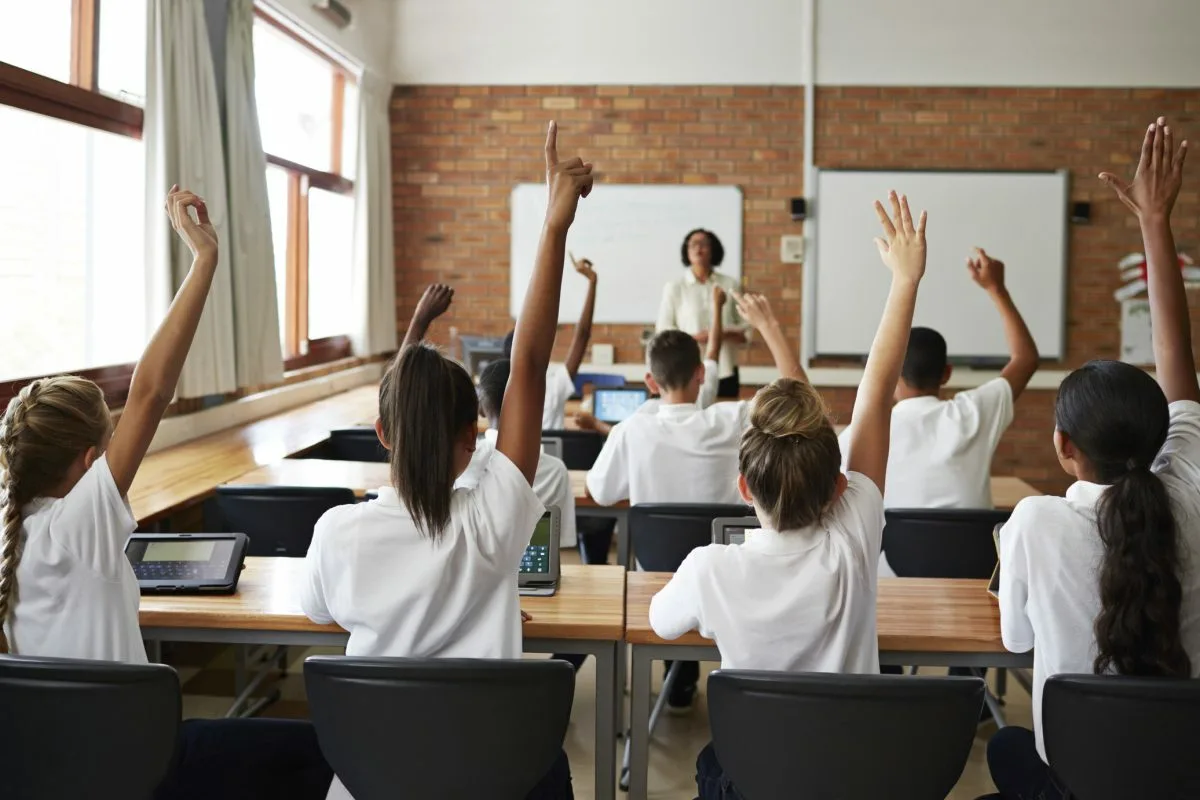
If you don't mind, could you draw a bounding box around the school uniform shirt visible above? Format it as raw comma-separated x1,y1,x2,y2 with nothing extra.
656,270,749,380
586,372,749,507
542,364,576,430
649,472,884,673
837,377,1014,509
456,428,577,548
6,455,146,663
999,399,1200,762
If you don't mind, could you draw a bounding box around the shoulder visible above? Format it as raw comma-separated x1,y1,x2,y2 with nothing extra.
957,377,1013,408
713,272,740,289
1004,495,1072,541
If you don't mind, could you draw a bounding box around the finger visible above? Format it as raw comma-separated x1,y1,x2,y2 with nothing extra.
1133,122,1154,179
568,250,578,267
1099,173,1134,207
580,174,594,199
889,191,903,233
544,120,558,170
899,194,914,235
917,211,927,237
1176,140,1190,174
1152,119,1165,174
192,198,211,226
873,201,897,238
873,237,888,257
1164,125,1174,174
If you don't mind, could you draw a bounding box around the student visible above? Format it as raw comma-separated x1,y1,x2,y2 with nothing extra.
301,121,593,800
649,192,927,798
586,281,806,711
838,247,1038,512
0,187,331,800
986,118,1200,800
503,252,598,430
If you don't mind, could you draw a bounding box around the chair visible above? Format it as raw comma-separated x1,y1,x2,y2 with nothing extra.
708,670,984,800
541,436,564,461
1043,674,1200,800
542,429,606,471
322,427,389,463
214,485,356,557
0,655,181,798
304,656,574,800
573,371,625,397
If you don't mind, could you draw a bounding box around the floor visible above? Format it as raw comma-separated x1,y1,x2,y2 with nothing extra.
168,547,1029,799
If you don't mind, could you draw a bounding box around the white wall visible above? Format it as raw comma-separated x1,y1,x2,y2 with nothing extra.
391,0,810,85
265,0,394,75
817,0,1200,87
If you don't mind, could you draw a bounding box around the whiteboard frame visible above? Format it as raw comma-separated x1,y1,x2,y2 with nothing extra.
803,167,1070,365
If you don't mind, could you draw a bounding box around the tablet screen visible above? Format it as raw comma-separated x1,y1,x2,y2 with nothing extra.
593,389,648,423
520,515,553,575
127,538,235,582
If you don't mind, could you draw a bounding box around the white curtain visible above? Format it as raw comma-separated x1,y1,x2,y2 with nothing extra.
224,0,284,387
145,0,237,398
349,71,397,356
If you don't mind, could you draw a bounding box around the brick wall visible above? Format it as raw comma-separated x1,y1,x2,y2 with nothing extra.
391,85,1200,494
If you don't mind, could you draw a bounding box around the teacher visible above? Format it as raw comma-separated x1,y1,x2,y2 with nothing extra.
656,228,749,398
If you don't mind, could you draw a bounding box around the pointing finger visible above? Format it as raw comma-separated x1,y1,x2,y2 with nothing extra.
544,120,558,170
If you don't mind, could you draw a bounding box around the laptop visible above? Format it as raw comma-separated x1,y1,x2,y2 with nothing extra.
519,506,561,596
711,516,761,546
125,533,249,594
593,388,649,424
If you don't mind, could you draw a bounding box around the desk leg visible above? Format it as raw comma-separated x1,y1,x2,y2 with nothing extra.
628,644,652,800
594,641,617,800
616,639,627,734
616,509,630,568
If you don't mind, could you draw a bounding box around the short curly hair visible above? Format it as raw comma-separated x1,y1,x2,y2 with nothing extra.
680,228,725,268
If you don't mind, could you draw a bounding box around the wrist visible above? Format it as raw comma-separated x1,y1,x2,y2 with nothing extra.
1139,212,1171,229
891,274,921,291
543,219,570,237
987,285,1010,301
192,253,217,272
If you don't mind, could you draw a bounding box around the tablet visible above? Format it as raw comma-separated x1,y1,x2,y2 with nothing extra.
593,388,649,424
519,507,560,597
125,533,248,595
712,517,761,546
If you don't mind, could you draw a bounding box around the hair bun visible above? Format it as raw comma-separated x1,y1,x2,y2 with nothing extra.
750,378,829,440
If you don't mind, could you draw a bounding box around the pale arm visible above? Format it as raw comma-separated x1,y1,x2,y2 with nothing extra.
400,284,454,351
732,292,807,383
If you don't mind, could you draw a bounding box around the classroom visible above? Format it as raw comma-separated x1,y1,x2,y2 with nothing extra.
2,1,1199,798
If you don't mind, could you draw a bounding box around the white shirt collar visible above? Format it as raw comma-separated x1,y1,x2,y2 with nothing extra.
684,269,715,286
743,525,826,555
656,402,699,417
1064,480,1108,508
483,428,499,444
894,395,943,411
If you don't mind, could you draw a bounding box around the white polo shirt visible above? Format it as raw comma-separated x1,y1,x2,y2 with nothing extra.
656,270,748,380
542,364,576,430
999,399,1200,761
838,377,1014,509
585,378,750,507
650,472,884,673
457,428,577,548
6,455,146,663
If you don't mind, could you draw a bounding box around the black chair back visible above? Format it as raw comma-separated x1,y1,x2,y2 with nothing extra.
629,503,753,572
1044,674,1200,800
304,656,574,800
215,485,355,557
542,429,606,471
326,427,389,463
0,655,180,798
709,670,984,800
882,508,1011,579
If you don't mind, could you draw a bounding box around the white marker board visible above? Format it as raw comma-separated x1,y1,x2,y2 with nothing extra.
509,184,743,324
811,170,1068,361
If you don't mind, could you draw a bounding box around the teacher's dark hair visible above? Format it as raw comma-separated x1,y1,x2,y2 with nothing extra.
680,229,725,268
1055,360,1190,678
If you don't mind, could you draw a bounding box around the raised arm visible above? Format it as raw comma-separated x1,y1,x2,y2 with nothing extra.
707,285,725,363
732,291,807,383
400,284,454,351
107,187,219,495
847,192,927,491
563,253,597,379
967,248,1039,399
497,122,594,482
1101,117,1198,403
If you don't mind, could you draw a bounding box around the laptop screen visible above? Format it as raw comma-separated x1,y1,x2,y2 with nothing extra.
520,513,554,575
720,523,760,546
593,388,648,423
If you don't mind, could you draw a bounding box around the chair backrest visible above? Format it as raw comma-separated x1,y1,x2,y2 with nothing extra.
541,436,564,461
325,427,389,463
304,656,574,800
573,371,625,396
708,670,984,800
541,429,606,471
1044,674,1200,800
629,503,752,572
882,508,1011,579
0,655,181,799
215,485,356,557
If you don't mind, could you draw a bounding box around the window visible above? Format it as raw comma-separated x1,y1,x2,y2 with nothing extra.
254,10,358,367
0,0,145,397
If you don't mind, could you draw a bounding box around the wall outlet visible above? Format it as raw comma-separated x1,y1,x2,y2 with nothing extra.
781,235,806,263
591,343,615,366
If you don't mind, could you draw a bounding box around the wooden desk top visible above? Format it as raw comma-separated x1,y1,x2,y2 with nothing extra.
230,459,391,497
991,476,1041,510
129,386,379,525
625,572,1006,653
139,559,627,642
569,470,628,510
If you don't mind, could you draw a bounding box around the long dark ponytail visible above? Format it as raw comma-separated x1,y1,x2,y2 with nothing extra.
1056,360,1191,677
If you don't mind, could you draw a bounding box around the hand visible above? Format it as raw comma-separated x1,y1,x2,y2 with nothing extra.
693,330,710,344
731,290,778,331
576,411,599,431
413,284,454,326
570,252,597,282
544,121,594,231
1100,116,1188,220
712,284,727,310
521,610,531,623
873,191,927,284
966,248,1005,293
165,185,217,264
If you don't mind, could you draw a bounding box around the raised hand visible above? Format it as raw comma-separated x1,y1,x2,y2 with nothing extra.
414,284,454,326
967,247,1006,293
165,185,217,264
575,411,599,431
1100,117,1188,220
731,290,776,332
544,121,594,231
570,252,597,282
712,284,727,310
873,190,927,284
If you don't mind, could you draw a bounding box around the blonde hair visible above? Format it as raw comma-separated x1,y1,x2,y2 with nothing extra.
738,378,841,531
0,377,111,653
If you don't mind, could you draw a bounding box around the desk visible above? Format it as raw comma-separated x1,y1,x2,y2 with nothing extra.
230,459,391,497
992,476,1042,510
130,386,379,525
141,559,625,800
623,572,1032,800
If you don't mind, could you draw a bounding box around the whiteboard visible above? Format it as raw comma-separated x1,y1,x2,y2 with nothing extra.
812,170,1068,361
509,184,743,324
